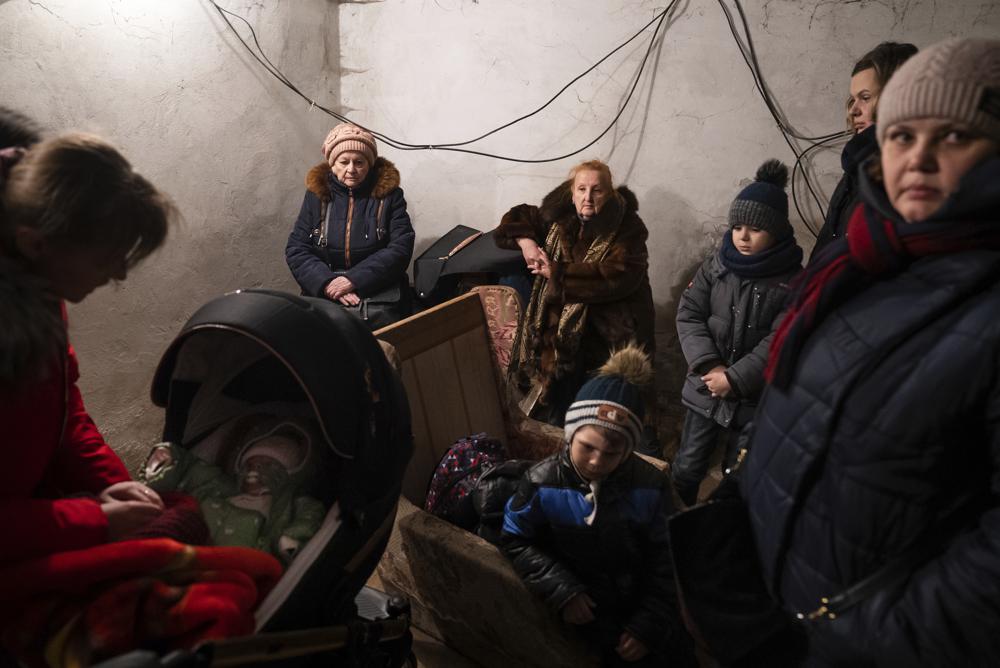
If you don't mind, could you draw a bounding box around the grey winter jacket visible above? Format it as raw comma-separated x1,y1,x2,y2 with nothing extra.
675,253,796,428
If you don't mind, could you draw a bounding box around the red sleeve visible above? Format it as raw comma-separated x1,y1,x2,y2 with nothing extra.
0,496,109,564
48,345,130,493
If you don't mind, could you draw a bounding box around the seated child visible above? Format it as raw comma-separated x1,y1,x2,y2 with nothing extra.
673,159,803,506
501,346,696,667
143,420,325,563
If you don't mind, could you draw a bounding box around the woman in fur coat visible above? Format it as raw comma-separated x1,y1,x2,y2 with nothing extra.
495,160,655,429
0,129,174,564
285,123,415,329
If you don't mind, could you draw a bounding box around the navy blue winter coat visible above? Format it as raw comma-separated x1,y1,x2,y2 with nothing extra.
501,450,688,658
285,158,414,298
744,156,1000,666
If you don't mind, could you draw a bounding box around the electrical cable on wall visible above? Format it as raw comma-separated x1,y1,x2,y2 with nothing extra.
210,0,845,232
210,0,677,163
716,0,850,233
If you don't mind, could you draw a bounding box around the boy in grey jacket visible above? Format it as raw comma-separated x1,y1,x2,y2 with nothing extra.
673,160,802,506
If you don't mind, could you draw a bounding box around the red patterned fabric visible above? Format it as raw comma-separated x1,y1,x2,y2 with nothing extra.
0,538,282,667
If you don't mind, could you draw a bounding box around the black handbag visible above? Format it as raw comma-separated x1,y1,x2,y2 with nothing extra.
336,275,411,331
668,488,803,666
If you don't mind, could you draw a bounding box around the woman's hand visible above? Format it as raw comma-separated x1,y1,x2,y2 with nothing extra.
517,238,548,270
616,632,650,662
337,291,361,306
561,592,597,625
531,256,552,280
99,480,164,510
701,365,732,398
100,482,165,540
325,276,355,301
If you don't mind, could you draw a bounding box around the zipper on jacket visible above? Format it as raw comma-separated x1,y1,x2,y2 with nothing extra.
345,190,354,268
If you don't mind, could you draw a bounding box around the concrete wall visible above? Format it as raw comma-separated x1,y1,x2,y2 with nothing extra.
2,1,998,467
337,0,1000,451
0,0,340,469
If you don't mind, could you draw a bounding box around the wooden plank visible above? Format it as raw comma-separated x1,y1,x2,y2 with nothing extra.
376,292,484,361
450,329,507,446
400,359,436,505
411,341,472,449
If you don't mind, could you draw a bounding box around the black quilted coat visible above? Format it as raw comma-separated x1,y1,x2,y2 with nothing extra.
743,157,1000,666
501,451,689,660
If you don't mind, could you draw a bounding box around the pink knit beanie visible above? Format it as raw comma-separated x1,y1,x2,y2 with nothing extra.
322,123,377,166
877,38,1000,145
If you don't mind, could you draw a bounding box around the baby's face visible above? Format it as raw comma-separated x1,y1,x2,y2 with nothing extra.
569,426,627,482
239,455,287,496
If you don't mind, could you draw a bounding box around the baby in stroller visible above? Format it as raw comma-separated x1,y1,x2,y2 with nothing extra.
143,419,327,563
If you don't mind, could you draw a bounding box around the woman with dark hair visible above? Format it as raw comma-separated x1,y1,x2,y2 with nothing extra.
744,38,1000,665
1,131,175,564
812,41,917,256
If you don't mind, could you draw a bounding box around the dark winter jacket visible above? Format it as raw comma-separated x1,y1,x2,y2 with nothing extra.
501,450,685,656
676,253,797,429
0,261,130,564
285,158,415,298
811,126,878,257
743,156,1000,666
496,182,655,395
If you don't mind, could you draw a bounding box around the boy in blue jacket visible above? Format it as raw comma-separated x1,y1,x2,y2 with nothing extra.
502,346,695,667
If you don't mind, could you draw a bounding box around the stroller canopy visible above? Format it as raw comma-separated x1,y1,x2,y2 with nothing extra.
151,289,412,511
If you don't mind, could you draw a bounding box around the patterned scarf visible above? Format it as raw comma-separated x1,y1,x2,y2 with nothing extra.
514,195,625,401
767,157,1000,387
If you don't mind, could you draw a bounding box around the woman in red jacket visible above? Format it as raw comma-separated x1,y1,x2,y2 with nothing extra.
0,129,174,563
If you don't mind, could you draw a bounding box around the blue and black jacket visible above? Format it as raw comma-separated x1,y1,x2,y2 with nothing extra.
501,449,686,656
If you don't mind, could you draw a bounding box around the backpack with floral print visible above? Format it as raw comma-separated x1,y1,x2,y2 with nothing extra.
424,433,507,530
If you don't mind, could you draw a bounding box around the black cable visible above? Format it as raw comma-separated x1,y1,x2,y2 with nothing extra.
209,0,676,163
716,0,850,231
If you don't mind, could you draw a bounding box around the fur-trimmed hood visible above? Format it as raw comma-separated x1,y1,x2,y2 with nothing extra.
539,180,639,232
304,157,401,202
0,259,65,386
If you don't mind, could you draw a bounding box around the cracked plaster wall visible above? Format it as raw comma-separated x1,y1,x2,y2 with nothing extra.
1,1,998,469
338,0,1000,453
0,0,340,470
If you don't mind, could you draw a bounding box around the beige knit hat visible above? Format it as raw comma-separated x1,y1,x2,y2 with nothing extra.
877,38,1000,145
322,123,377,166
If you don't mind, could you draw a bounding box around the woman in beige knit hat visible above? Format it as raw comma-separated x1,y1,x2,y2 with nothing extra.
742,37,1000,666
285,122,414,329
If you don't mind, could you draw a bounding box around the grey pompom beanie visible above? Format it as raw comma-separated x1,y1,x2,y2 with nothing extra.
728,159,792,240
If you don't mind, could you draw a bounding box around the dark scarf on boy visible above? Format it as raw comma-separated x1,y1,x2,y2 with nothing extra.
719,232,803,280
766,156,1000,388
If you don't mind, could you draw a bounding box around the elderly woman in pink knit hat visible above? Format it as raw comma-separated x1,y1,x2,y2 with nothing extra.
285,123,414,328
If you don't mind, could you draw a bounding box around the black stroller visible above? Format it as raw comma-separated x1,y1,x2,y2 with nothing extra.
98,290,414,667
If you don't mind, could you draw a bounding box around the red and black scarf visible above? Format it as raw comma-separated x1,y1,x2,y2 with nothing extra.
767,193,1000,388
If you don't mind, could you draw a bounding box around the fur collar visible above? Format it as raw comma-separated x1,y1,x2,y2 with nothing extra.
0,259,65,386
539,180,639,234
304,157,401,202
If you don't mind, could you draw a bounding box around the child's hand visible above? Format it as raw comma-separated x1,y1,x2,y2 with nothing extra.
561,592,596,624
701,366,732,398
616,631,650,662
99,481,164,510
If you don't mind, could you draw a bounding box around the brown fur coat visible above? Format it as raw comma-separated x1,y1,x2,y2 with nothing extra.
496,180,655,402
